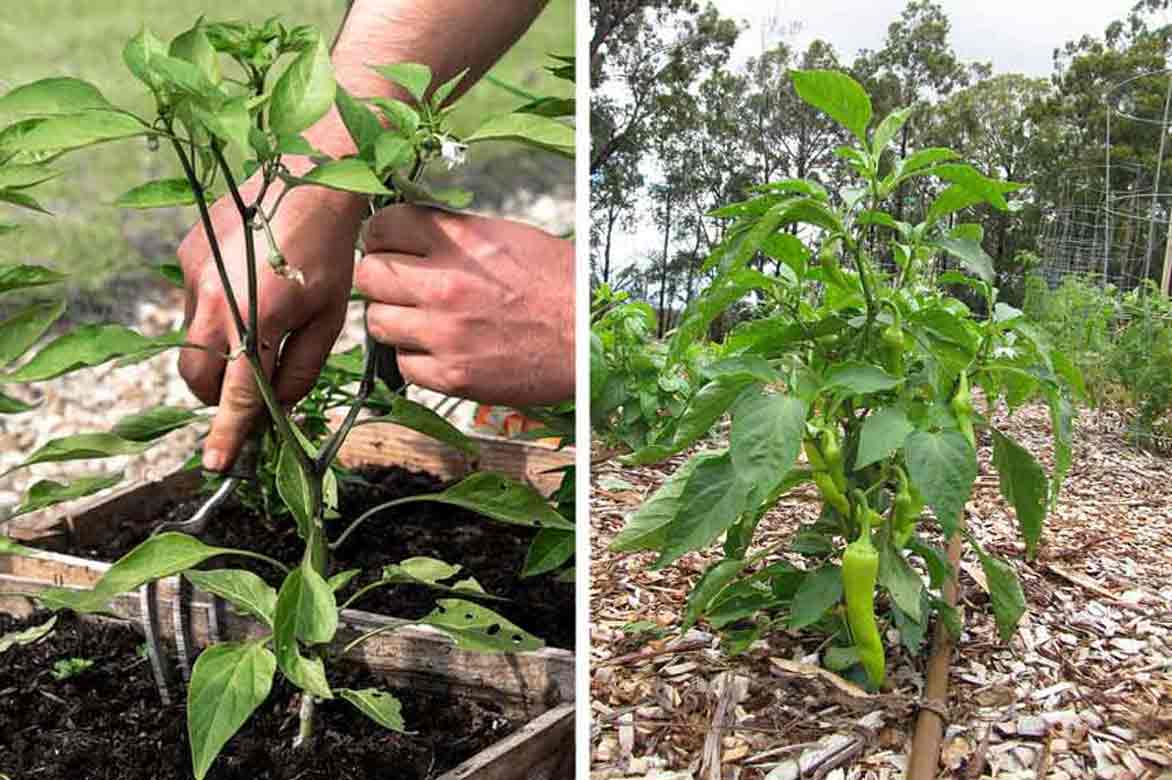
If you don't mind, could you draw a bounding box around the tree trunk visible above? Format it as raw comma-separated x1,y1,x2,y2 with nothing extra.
657,190,674,338
603,205,617,283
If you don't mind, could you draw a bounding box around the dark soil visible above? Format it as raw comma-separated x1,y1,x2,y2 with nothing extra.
0,611,514,779
71,466,575,650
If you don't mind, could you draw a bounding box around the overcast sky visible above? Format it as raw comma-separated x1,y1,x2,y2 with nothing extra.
604,0,1149,270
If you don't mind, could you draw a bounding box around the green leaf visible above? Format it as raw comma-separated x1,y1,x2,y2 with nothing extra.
934,237,994,283
0,614,56,653
1046,390,1073,501
112,406,201,442
991,429,1048,557
0,535,40,556
12,472,123,517
610,455,706,553
299,159,392,195
373,395,478,456
791,69,872,142
787,565,843,630
872,106,912,154
878,540,922,623
465,113,574,158
190,96,251,153
187,639,276,780
0,111,145,155
905,430,977,536
683,558,746,631
8,433,150,474
275,438,315,539
5,325,182,382
335,85,383,156
420,599,543,653
36,587,113,614
273,564,336,698
371,98,419,137
521,529,574,578
92,532,238,598
933,163,1021,211
626,374,761,465
0,189,50,214
374,133,414,175
327,569,361,592
0,389,36,413
169,21,221,87
669,268,773,365
339,688,405,731
823,362,902,395
123,27,169,92
656,452,751,568
114,178,198,209
730,391,806,505
269,32,335,138
855,407,914,470
0,299,64,367
372,63,432,103
418,473,573,530
0,263,66,295
975,547,1026,642
0,78,113,116
896,148,959,179
184,569,278,629
0,163,60,189
431,68,469,108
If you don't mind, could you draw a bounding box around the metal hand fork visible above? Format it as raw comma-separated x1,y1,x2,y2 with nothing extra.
141,436,260,703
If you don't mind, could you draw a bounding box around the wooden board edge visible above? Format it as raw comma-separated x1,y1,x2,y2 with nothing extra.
436,703,575,780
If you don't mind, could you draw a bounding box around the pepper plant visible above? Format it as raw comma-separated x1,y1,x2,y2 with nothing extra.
0,16,573,778
602,70,1078,689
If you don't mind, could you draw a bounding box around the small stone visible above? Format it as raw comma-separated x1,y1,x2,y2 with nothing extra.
1017,715,1048,737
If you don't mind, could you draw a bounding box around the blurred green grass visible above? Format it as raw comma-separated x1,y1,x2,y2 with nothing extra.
0,0,572,284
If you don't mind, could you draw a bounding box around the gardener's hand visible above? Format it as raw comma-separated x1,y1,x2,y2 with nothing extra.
356,204,574,406
177,184,362,472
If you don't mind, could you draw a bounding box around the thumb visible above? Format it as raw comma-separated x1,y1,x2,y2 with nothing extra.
203,341,277,472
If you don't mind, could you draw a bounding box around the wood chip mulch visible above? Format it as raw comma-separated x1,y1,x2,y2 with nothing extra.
590,403,1172,780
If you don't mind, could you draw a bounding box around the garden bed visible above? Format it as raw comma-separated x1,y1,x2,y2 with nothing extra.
0,610,574,780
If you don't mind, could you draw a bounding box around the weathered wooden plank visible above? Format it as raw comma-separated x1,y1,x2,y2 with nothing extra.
435,703,575,780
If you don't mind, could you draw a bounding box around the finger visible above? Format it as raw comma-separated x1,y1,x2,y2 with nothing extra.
396,351,474,400
354,252,430,307
178,306,229,406
273,306,346,406
361,203,444,256
366,303,434,354
202,337,279,472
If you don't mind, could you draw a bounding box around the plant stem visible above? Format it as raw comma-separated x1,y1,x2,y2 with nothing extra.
293,693,316,749
315,320,379,475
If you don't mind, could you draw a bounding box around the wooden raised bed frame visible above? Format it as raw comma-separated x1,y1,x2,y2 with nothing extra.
0,423,576,780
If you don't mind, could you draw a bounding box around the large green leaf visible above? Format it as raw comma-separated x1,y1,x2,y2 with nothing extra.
0,111,145,155
371,63,432,103
823,362,902,395
669,268,773,365
975,547,1027,642
184,569,278,628
187,639,276,780
0,77,113,116
656,452,751,568
12,472,123,517
934,237,994,282
335,85,383,156
339,688,405,731
871,106,912,155
275,438,315,539
272,564,336,699
521,529,574,578
991,429,1047,557
1045,389,1074,502
112,406,201,442
609,455,706,553
269,32,335,137
855,406,914,470
791,69,872,142
169,21,221,87
4,325,183,382
730,391,806,505
787,565,843,629
0,163,60,189
626,374,760,465
8,433,151,474
373,395,478,456
113,178,196,209
411,473,573,530
465,113,574,158
299,159,392,195
0,263,65,295
683,558,746,631
190,96,251,152
905,430,977,536
373,133,414,175
420,599,543,653
93,532,237,598
123,28,169,92
878,540,922,623
0,299,65,367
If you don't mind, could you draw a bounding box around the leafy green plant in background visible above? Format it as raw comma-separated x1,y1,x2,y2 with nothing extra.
597,70,1078,689
0,15,572,778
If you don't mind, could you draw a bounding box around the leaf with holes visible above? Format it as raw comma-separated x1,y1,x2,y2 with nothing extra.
421,599,543,653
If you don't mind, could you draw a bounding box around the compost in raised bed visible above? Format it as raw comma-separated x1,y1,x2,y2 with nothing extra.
68,466,575,650
0,611,515,779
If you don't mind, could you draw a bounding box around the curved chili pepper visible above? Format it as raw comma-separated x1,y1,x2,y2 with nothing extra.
842,496,885,688
891,465,923,549
952,372,976,449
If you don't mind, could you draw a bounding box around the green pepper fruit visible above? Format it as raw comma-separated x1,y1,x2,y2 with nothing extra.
819,240,851,289
803,438,827,472
819,427,847,493
951,373,976,449
812,471,851,516
842,498,885,688
891,466,923,549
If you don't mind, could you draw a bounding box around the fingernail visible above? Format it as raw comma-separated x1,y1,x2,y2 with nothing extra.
203,448,228,473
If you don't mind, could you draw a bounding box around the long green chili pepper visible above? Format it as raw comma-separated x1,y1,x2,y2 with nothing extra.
813,471,851,516
891,466,923,549
819,427,847,493
880,302,905,376
952,372,976,449
842,495,885,688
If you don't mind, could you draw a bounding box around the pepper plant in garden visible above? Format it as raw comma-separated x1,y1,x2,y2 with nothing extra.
0,16,573,778
598,70,1079,689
